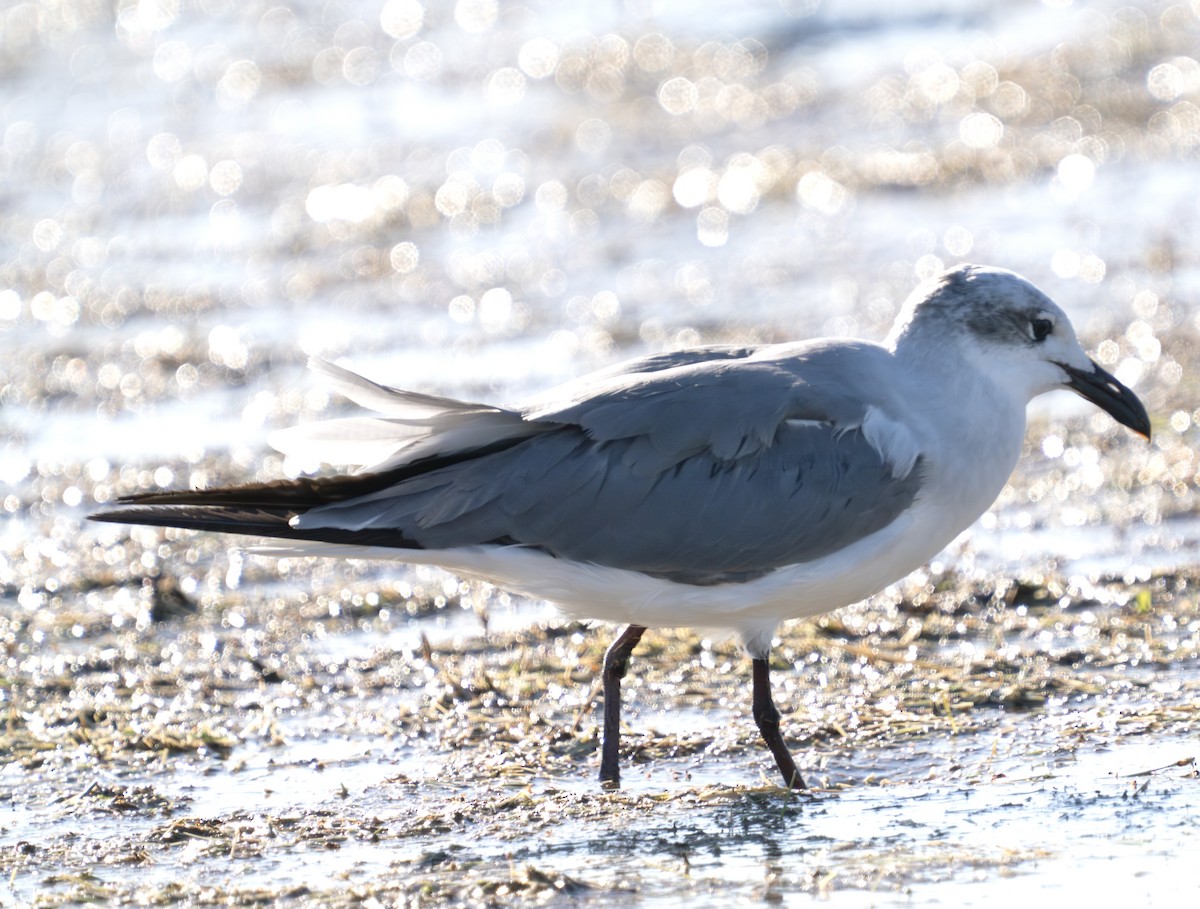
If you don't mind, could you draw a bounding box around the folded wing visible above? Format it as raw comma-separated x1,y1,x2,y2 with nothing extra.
94,343,926,584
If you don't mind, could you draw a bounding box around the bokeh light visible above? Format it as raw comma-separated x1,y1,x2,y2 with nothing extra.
0,0,1196,558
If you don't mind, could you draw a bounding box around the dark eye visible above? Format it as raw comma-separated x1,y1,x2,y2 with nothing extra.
1031,318,1053,342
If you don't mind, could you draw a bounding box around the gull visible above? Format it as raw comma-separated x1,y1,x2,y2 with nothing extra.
92,265,1151,790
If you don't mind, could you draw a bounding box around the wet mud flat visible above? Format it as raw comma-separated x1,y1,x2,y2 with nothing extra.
2,532,1198,906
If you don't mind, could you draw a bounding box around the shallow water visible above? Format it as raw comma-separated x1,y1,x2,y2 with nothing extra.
3,0,1200,905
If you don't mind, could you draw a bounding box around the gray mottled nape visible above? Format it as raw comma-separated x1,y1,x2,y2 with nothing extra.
891,264,1058,349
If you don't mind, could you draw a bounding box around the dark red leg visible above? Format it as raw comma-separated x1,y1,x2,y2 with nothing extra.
598,624,646,788
751,657,805,789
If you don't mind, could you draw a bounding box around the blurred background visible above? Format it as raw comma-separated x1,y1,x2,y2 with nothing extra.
3,4,1200,903
2,0,1197,600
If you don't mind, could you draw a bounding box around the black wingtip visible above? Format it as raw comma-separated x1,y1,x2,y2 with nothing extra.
88,510,126,524
89,501,425,550
88,502,296,536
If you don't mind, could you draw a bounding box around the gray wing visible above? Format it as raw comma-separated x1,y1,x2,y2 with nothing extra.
526,343,764,387
297,341,924,583
298,421,920,583
522,339,905,472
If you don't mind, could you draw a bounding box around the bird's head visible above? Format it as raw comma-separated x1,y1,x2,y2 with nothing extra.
888,264,1151,439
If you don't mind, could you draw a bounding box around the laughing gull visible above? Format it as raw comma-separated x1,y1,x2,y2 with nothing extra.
92,265,1151,789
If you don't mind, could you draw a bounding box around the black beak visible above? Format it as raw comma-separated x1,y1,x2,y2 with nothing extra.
1058,360,1152,439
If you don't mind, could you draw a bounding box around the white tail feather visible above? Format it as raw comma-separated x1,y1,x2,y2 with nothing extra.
269,358,546,471
305,357,496,420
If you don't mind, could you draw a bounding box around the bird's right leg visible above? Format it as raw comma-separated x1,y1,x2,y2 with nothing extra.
599,624,646,788
751,656,806,790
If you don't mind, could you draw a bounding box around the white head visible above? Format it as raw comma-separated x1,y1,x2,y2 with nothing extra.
888,264,1150,437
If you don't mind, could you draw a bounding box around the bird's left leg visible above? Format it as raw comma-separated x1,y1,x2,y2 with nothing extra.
751,657,806,790
598,624,646,788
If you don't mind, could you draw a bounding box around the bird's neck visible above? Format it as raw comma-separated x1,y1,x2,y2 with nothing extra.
893,335,1028,516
